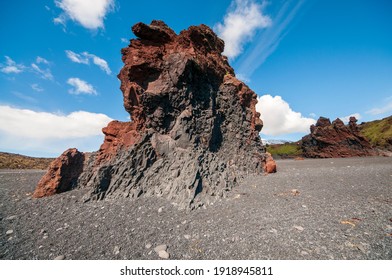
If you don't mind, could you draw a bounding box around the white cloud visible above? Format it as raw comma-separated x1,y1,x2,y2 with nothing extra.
67,77,97,95
31,63,54,80
0,105,112,156
236,0,305,79
31,83,44,92
366,97,392,115
256,94,316,136
121,38,129,44
215,0,271,59
36,56,50,65
65,50,111,74
340,113,361,123
309,112,316,118
54,0,114,30
84,52,111,74
65,50,89,64
0,56,25,74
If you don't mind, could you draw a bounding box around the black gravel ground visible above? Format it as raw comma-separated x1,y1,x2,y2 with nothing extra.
1,157,391,260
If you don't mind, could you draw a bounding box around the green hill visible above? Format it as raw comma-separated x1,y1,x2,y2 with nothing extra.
0,152,53,169
359,116,392,151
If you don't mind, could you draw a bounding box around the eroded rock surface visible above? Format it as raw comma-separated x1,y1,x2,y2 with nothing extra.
301,116,376,158
33,148,84,198
35,20,275,209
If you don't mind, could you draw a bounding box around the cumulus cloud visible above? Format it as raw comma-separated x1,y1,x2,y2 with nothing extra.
366,97,392,115
215,0,271,59
256,94,316,136
0,56,25,74
65,50,111,74
236,0,305,79
0,105,112,156
340,113,361,123
54,0,115,30
67,77,97,95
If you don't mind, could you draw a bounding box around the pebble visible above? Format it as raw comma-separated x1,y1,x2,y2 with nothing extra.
54,255,65,260
6,215,17,221
294,226,304,232
158,207,163,213
158,250,170,259
300,251,309,256
145,243,152,249
6,230,13,235
154,244,167,253
269,228,278,234
113,246,121,255
136,217,141,222
184,235,191,240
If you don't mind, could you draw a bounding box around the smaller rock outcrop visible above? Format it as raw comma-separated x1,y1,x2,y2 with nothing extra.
33,148,84,198
301,116,377,158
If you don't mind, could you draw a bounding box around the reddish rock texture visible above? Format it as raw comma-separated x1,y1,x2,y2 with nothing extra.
301,116,377,158
35,21,275,209
33,148,84,198
95,121,140,165
264,152,277,173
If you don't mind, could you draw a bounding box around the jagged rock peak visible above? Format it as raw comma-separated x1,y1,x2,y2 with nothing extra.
302,116,376,158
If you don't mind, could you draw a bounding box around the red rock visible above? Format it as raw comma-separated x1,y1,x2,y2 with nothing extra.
264,152,277,173
301,116,376,158
33,148,84,198
95,121,140,165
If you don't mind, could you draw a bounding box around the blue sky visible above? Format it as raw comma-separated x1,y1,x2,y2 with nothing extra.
1,0,391,157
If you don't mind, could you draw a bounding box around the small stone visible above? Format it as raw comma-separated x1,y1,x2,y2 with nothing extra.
145,243,152,249
54,255,65,260
154,244,167,253
269,228,278,234
158,250,170,259
181,220,187,224
302,205,307,208
158,207,163,213
300,251,309,256
113,246,121,255
6,230,13,235
39,229,47,235
136,217,141,222
6,215,17,220
294,226,304,232
184,234,191,240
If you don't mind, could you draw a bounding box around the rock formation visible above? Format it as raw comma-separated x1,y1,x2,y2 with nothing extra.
34,20,275,209
301,116,377,158
33,148,84,198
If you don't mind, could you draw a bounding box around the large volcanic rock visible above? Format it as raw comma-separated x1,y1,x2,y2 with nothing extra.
34,20,275,209
301,116,377,158
33,148,84,198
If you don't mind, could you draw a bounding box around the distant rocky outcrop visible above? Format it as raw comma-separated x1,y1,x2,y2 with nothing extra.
34,20,275,209
301,116,377,158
